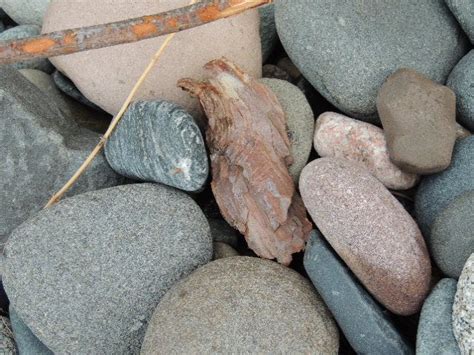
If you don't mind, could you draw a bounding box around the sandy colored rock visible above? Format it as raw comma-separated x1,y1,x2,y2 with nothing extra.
314,112,418,190
42,0,262,117
377,68,457,174
213,242,239,260
299,158,431,315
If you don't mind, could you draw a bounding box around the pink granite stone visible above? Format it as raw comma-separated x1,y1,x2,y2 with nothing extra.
314,112,419,190
299,158,431,315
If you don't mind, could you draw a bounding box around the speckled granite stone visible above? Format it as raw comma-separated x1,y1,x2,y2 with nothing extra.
300,158,431,315
445,0,474,43
314,112,419,190
0,315,15,354
9,307,52,355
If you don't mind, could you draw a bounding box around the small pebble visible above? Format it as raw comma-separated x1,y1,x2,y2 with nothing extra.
208,219,240,249
213,242,239,260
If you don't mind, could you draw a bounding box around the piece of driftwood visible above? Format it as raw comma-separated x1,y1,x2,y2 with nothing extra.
179,58,312,265
0,0,272,65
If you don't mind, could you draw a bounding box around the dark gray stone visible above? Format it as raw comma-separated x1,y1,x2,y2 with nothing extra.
417,279,460,355
0,67,122,238
415,136,474,237
304,231,413,355
275,0,469,122
0,25,53,73
3,183,213,354
208,218,240,248
445,0,474,43
9,307,52,355
431,191,474,278
105,100,208,192
259,4,277,62
447,50,474,131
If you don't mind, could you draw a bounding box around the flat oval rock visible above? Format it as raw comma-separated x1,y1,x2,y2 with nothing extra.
105,100,208,192
299,158,431,315
3,183,212,354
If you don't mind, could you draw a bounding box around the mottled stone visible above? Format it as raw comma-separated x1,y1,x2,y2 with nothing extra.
0,25,53,73
260,78,314,182
3,183,212,354
377,69,457,174
141,257,339,354
415,136,474,236
453,254,474,354
43,1,261,116
262,64,292,82
10,307,52,355
304,231,413,355
213,242,239,260
1,0,50,25
299,158,431,315
445,0,474,43
448,50,474,131
0,315,15,354
314,112,418,190
259,4,277,62
0,67,121,238
277,57,302,81
431,191,474,278
275,0,468,121
105,101,208,192
208,219,240,249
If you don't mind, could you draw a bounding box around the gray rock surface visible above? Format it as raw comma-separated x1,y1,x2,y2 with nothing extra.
3,183,213,354
0,0,50,26
213,242,239,260
445,0,474,43
141,256,339,354
105,101,208,192
417,279,460,355
208,218,240,249
447,50,474,131
260,78,314,182
9,307,53,355
259,4,277,62
0,315,15,354
0,25,53,73
415,136,474,237
0,67,122,238
275,0,469,122
304,231,413,355
431,191,474,278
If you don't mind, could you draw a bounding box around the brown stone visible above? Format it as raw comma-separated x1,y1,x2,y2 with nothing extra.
376,68,456,174
299,158,431,315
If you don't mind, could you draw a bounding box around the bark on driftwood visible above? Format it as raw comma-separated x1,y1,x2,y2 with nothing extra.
179,58,312,265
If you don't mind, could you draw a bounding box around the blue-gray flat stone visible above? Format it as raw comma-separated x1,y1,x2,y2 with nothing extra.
417,279,460,355
9,307,52,355
304,230,413,355
445,0,474,43
105,100,208,192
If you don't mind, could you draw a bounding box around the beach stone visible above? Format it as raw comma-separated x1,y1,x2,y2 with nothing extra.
0,315,15,354
456,122,472,140
299,158,431,315
141,256,339,354
10,307,53,355
447,50,474,131
415,136,474,237
453,254,474,354
314,112,419,190
1,0,50,25
417,279,460,355
377,68,457,174
259,4,277,62
277,57,302,81
3,183,212,354
431,191,474,278
0,67,121,238
42,0,261,116
0,25,54,73
208,219,240,249
260,78,314,182
275,0,468,122
445,0,474,43
105,100,208,192
213,242,239,260
304,231,413,355
262,64,292,82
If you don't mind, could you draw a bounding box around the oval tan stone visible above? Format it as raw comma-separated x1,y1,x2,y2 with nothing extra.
299,158,431,315
42,0,262,116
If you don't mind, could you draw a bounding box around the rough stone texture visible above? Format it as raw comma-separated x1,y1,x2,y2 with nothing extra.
275,0,469,122
208,219,240,248
0,25,53,73
0,315,15,354
299,158,431,315
417,279,460,355
445,0,474,43
304,231,413,355
42,0,262,116
448,50,474,131
259,4,277,62
3,183,213,354
453,254,474,354
260,78,314,182
213,242,239,260
314,112,419,190
0,0,49,25
105,101,208,192
415,136,474,237
141,257,339,354
431,191,474,278
377,68,457,174
0,67,122,238
262,64,292,82
10,307,53,355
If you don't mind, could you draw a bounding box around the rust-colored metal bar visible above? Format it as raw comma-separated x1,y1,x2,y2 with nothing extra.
0,0,272,65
